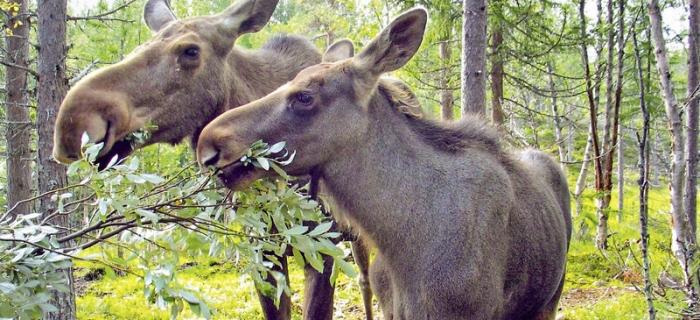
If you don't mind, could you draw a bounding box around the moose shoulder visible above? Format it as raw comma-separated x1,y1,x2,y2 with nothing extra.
197,7,571,320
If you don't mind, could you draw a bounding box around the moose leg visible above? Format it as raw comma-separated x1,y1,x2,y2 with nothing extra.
532,272,566,320
351,238,373,320
302,253,336,320
369,254,393,320
256,253,292,320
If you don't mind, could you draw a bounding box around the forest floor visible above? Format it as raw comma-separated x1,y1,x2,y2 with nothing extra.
74,181,689,319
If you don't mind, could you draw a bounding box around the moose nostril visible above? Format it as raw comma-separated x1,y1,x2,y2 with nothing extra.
201,148,220,167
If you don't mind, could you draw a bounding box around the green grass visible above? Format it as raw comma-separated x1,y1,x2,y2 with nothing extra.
76,174,691,319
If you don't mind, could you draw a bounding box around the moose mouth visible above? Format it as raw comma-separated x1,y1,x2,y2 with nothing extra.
95,138,135,170
217,162,264,190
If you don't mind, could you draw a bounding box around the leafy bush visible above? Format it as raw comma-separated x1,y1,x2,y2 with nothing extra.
1,137,351,319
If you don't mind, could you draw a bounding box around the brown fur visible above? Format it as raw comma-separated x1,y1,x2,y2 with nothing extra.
53,0,320,168
53,3,423,319
198,8,571,319
53,1,324,320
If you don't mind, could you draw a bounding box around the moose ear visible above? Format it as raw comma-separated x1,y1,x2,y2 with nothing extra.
144,0,177,32
323,39,354,63
217,0,279,37
355,8,427,75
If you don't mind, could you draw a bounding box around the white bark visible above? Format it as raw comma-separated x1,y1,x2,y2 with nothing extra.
649,0,698,307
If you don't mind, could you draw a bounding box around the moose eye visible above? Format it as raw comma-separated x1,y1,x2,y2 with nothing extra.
289,91,316,114
295,92,314,105
183,47,199,58
177,46,201,69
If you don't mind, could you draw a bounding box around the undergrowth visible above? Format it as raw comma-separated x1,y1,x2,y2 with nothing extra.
74,167,690,319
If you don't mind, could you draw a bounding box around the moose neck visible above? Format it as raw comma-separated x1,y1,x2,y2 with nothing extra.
318,92,441,260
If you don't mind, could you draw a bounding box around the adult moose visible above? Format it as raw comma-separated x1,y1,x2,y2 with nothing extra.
197,7,572,319
52,1,373,319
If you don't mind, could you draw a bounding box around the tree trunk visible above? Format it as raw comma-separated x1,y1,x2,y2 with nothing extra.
633,28,656,320
685,0,699,240
439,40,454,120
649,0,699,309
613,0,626,222
567,105,575,162
594,0,618,250
4,0,33,216
460,0,487,115
547,62,566,167
37,0,75,318
574,129,593,217
490,22,504,124
618,122,624,220
579,0,604,240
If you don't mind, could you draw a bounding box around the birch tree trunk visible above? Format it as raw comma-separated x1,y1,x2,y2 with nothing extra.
574,130,593,217
461,0,487,115
548,62,566,167
618,123,624,220
684,0,698,239
613,0,626,222
648,0,699,308
4,0,33,216
633,28,656,320
37,0,75,318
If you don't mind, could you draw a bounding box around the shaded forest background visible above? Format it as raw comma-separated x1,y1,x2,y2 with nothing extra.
0,0,698,319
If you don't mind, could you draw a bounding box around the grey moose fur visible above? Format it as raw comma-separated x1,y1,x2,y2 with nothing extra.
197,7,571,319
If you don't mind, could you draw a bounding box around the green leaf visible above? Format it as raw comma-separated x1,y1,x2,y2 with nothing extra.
307,222,334,237
268,141,286,154
141,174,165,184
292,248,306,269
126,174,147,184
335,258,358,278
284,225,308,236
46,253,71,263
270,162,290,180
0,282,16,293
136,209,160,224
80,132,90,147
256,157,270,170
305,252,324,273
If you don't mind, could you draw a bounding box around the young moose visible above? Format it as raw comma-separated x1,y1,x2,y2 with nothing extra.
197,8,572,319
51,1,376,319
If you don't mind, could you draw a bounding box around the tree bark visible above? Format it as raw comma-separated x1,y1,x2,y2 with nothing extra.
579,0,604,230
4,0,33,216
547,62,566,167
685,0,699,239
617,122,624,220
633,28,656,320
439,40,454,120
613,0,626,222
574,129,593,217
594,0,625,250
461,0,487,115
649,0,699,308
37,0,75,318
490,22,504,124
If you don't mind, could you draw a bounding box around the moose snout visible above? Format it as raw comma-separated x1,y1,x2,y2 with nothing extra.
53,87,133,164
196,125,243,170
197,143,220,168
